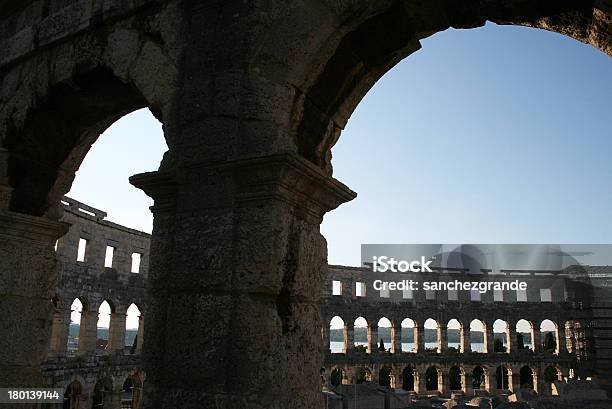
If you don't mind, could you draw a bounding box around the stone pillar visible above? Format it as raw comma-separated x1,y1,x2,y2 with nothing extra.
392,324,401,354
78,310,98,354
533,329,541,353
323,326,331,353
417,371,426,394
485,323,494,353
509,323,518,353
370,325,379,353
415,325,424,353
48,306,71,358
136,315,145,354
0,210,68,387
439,324,447,353
465,372,474,397
345,324,354,353
463,325,471,353
107,312,126,353
510,368,520,392
556,325,564,354
131,154,355,408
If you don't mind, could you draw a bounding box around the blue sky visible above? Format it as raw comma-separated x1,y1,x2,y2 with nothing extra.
68,22,612,267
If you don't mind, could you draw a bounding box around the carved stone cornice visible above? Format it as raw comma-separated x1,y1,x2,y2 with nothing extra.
129,170,178,214
0,210,69,246
229,152,357,220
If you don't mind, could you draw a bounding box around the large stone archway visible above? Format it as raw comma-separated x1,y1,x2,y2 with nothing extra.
0,1,610,408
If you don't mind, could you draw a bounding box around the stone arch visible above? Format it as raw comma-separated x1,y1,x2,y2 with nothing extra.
355,367,372,384
424,318,440,353
63,379,83,409
377,317,393,352
472,366,487,390
402,366,416,392
126,303,142,354
519,366,534,389
496,366,510,391
400,318,417,353
330,367,346,387
516,319,535,351
448,366,465,392
329,316,346,353
96,299,115,351
540,319,559,354
425,366,441,392
469,319,486,353
121,372,143,409
493,319,510,353
68,297,87,354
379,366,393,388
289,2,612,172
447,318,463,352
92,376,113,409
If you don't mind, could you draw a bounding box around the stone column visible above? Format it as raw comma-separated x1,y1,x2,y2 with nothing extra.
132,154,355,408
0,210,68,387
533,329,541,353
417,371,426,394
463,324,471,353
508,322,518,353
78,310,98,354
345,324,354,353
415,325,424,353
439,324,447,353
465,372,474,397
107,312,126,353
556,325,565,354
48,306,71,358
485,323,494,353
510,368,520,392
136,315,145,354
392,324,401,353
370,325,379,354
323,326,331,353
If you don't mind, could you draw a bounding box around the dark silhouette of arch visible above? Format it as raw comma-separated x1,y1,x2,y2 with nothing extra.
520,366,534,389
379,367,392,388
402,366,415,391
425,366,439,391
496,366,509,390
449,366,463,391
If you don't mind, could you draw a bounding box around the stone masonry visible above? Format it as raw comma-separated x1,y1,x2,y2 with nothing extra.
0,1,610,408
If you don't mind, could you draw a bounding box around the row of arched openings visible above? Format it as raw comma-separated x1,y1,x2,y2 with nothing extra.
63,374,142,409
328,364,562,393
69,298,141,353
329,316,567,354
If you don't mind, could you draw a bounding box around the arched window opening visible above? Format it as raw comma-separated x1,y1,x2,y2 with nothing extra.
377,317,392,352
424,318,440,352
516,319,534,351
126,304,141,354
63,380,82,409
496,366,509,390
472,366,485,390
493,319,509,353
68,298,85,355
470,319,485,353
425,366,440,392
329,316,346,354
447,319,462,352
355,367,372,384
401,318,416,353
121,374,143,409
540,319,559,354
449,366,463,392
519,366,534,389
92,377,113,409
330,368,345,387
402,366,415,392
379,367,392,388
353,316,369,352
96,300,113,351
